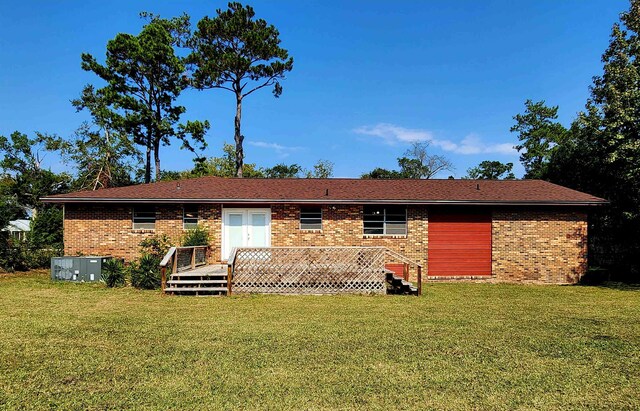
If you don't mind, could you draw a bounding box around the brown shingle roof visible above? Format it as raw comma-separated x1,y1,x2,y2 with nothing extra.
41,177,607,206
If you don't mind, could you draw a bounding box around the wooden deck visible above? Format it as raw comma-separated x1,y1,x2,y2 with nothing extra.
159,246,422,296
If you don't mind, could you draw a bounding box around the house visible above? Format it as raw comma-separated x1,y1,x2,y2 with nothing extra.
41,177,607,284
2,219,30,242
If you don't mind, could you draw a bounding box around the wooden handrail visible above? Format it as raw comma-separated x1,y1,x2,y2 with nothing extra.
382,247,423,296
160,247,177,268
159,245,209,294
383,247,423,269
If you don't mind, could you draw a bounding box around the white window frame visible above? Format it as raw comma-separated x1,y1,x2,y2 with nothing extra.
363,206,407,236
183,205,199,230
300,206,322,230
132,207,156,230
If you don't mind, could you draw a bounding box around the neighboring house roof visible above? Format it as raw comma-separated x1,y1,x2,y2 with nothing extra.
41,177,607,206
2,219,31,232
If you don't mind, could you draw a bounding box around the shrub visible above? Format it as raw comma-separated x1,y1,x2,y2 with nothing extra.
182,225,210,247
0,237,60,272
0,238,29,272
28,248,63,269
139,234,172,259
102,258,126,288
129,254,161,290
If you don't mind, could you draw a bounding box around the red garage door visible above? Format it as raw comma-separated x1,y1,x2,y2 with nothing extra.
428,212,492,276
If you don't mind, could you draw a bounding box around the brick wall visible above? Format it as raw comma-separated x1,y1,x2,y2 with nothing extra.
270,204,428,272
492,210,588,284
63,203,222,262
63,203,588,284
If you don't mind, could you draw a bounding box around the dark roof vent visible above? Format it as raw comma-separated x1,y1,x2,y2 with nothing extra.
476,183,480,190
325,188,329,196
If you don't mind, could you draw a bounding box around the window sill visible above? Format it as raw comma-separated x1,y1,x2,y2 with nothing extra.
131,229,155,234
300,229,323,233
363,234,407,239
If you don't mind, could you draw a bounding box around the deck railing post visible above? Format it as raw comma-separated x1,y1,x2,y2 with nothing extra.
191,247,196,269
227,264,232,295
161,266,167,294
172,252,178,274
417,266,422,296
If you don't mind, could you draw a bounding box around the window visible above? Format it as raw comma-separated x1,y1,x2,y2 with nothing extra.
183,205,199,229
132,207,156,230
300,206,322,230
363,206,407,235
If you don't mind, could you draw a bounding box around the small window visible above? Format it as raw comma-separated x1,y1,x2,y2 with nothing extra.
363,206,407,236
183,205,199,229
300,206,322,230
133,206,156,230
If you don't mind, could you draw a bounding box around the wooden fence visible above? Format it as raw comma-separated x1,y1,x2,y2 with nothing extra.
228,246,387,295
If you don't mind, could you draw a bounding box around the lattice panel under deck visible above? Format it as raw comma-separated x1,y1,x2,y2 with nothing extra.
232,247,386,294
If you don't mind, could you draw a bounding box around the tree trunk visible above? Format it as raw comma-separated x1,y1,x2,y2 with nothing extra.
235,93,243,178
145,144,152,184
154,139,161,182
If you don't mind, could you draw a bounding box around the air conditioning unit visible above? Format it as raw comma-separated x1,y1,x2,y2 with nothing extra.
51,256,113,282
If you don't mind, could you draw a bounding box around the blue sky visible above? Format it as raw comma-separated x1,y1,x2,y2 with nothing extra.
0,0,629,178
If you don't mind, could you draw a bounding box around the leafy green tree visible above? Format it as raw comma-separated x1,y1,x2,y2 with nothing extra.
545,0,640,277
66,84,141,190
29,206,63,249
361,168,404,179
589,3,640,184
188,2,294,177
158,170,185,181
78,14,209,183
189,142,264,178
511,100,568,179
0,192,23,227
0,132,68,256
466,161,516,179
0,131,70,209
306,160,334,179
56,122,140,190
264,163,303,178
361,142,452,179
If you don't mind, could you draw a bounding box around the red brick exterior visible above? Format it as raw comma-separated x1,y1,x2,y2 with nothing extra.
270,204,428,267
492,210,588,284
63,203,588,284
63,204,222,262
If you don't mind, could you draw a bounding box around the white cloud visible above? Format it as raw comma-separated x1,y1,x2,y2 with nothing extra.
248,141,303,158
450,133,517,155
352,123,434,145
353,123,517,155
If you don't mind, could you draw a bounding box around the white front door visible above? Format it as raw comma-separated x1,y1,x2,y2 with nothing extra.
222,208,271,260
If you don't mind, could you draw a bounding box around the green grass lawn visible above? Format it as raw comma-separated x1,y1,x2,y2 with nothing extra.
1,271,639,410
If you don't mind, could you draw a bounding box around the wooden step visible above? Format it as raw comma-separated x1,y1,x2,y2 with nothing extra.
385,272,419,296
171,272,227,278
167,280,227,285
164,286,228,293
